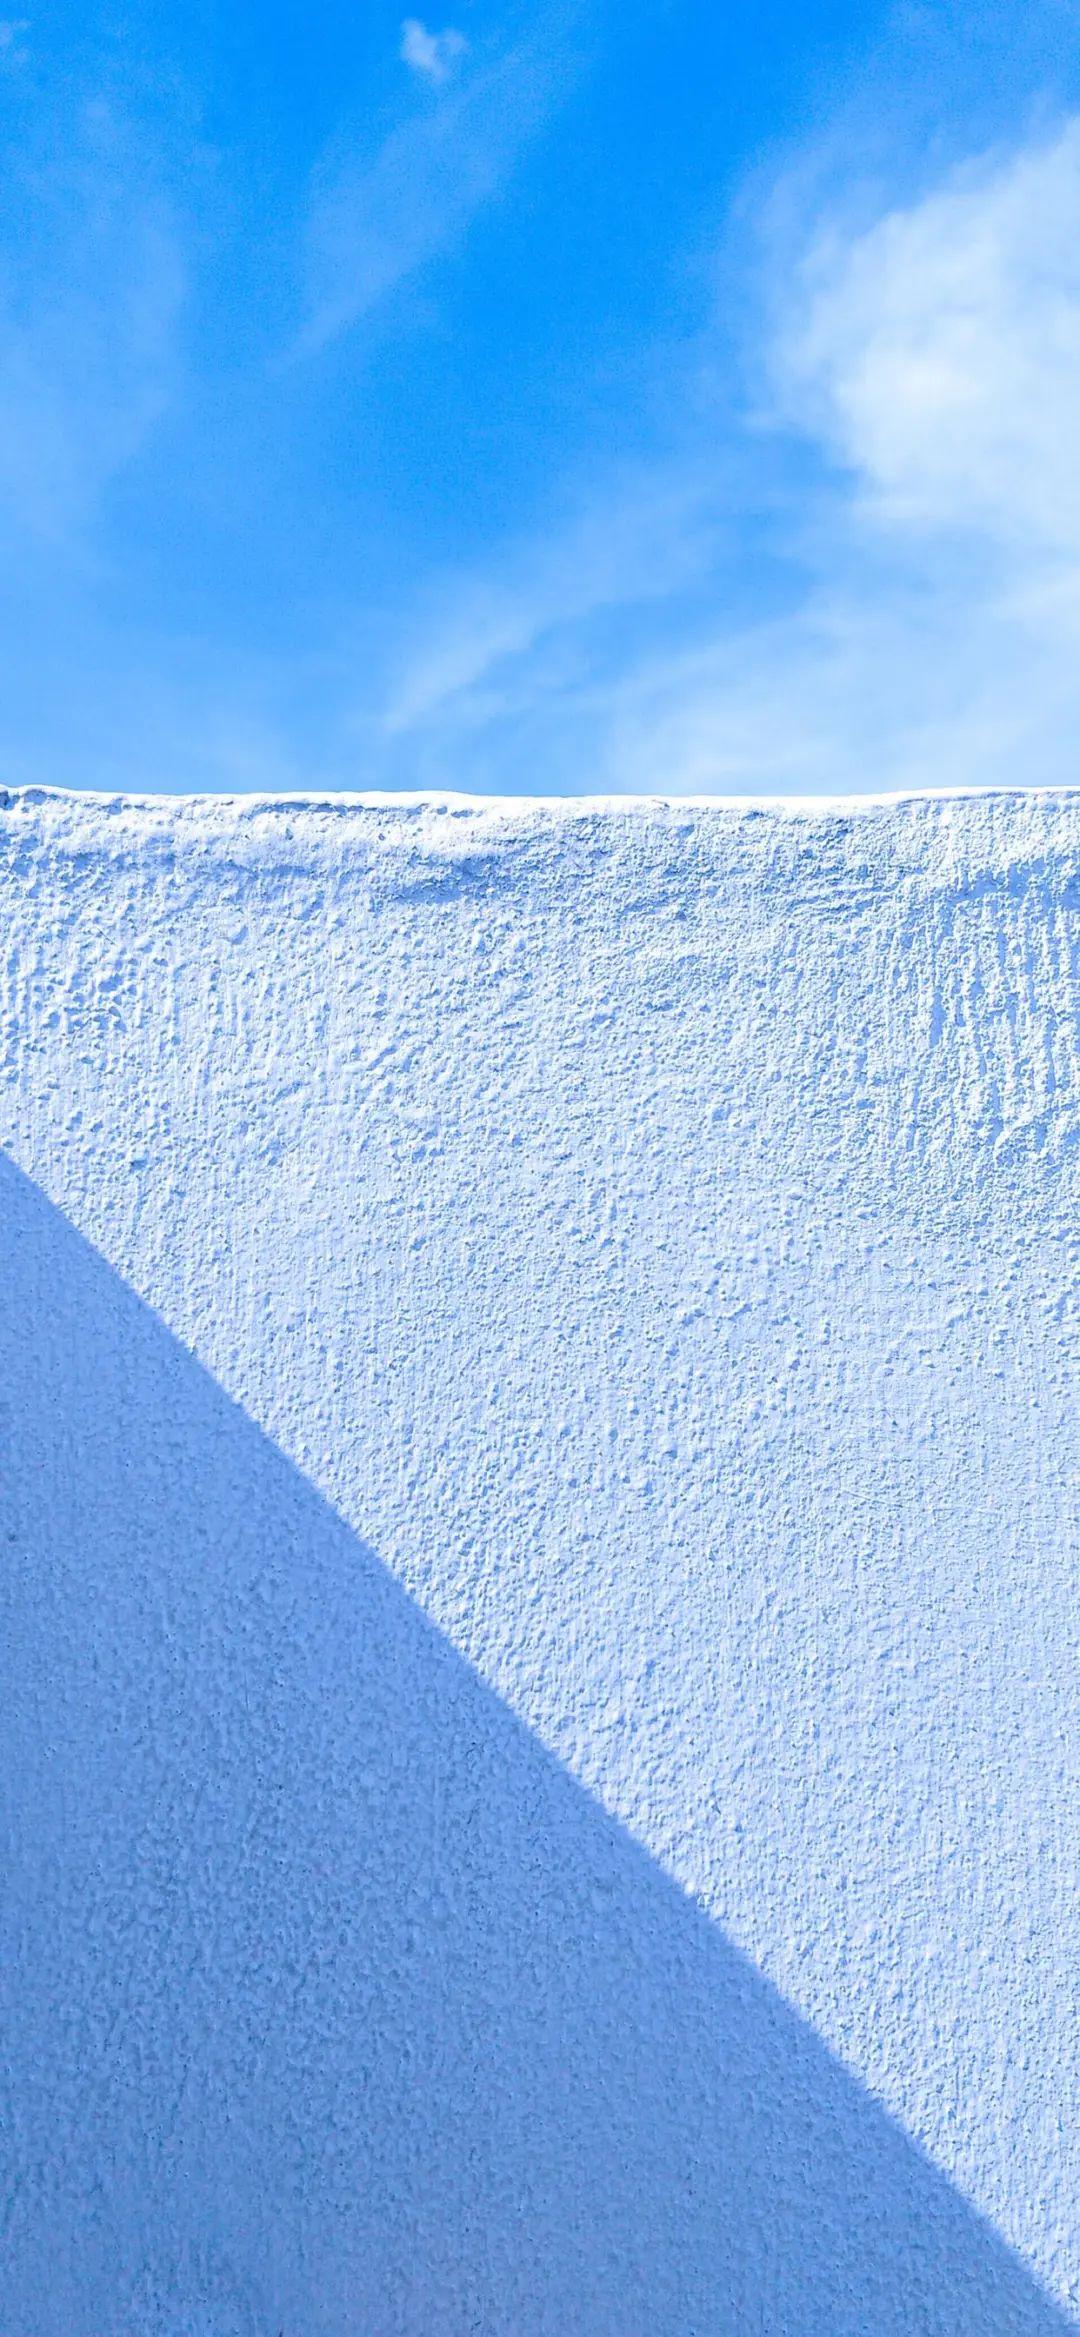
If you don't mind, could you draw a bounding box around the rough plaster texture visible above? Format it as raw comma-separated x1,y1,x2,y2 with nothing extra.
1,786,1078,2336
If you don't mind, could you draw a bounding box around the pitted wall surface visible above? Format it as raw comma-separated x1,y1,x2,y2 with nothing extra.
2,788,1078,2334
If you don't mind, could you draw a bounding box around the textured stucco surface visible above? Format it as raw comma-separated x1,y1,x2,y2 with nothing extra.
1,786,1078,2335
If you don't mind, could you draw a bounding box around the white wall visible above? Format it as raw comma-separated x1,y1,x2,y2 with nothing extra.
2,787,1077,2337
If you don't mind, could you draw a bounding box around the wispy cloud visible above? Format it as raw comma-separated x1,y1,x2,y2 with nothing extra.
301,10,582,353
400,18,468,86
378,116,1080,793
0,93,186,546
0,19,29,67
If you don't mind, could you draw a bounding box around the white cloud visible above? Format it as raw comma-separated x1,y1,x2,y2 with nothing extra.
400,18,468,85
780,122,1080,557
380,117,1080,795
628,116,1080,792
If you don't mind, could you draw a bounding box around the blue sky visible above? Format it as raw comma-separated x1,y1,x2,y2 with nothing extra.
3,0,1080,793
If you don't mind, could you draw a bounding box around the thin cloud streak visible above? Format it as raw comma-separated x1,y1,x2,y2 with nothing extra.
301,10,585,355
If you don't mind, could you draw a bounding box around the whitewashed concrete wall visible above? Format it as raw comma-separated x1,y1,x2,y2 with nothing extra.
2,787,1078,2337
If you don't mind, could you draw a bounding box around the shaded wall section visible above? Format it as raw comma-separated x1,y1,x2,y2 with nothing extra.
1,1152,1072,2336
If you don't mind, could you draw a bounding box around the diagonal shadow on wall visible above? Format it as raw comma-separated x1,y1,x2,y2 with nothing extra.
0,1152,1071,2337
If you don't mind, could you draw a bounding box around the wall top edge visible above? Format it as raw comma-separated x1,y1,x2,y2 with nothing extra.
3,783,1080,822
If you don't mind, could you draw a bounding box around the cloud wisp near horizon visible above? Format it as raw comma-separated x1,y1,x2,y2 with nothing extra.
1,0,1080,793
